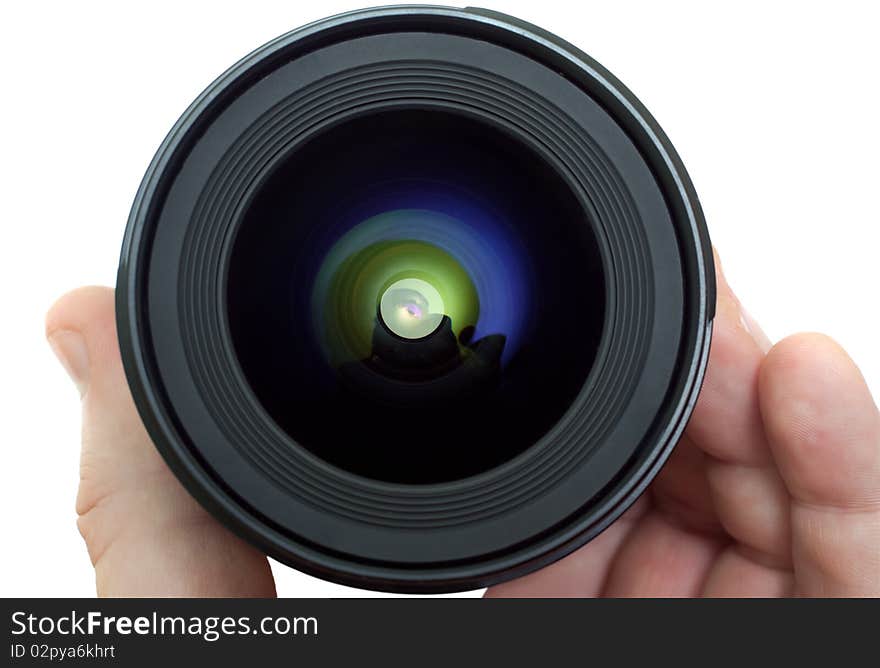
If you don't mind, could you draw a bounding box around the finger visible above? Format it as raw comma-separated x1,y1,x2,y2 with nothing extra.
484,498,648,597
47,287,276,597
704,460,791,566
700,546,793,597
686,249,772,465
601,511,724,597
759,333,880,596
650,435,723,534
685,250,792,568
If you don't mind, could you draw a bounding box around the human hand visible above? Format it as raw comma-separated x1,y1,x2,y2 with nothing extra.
488,250,880,597
47,251,879,597
46,287,275,596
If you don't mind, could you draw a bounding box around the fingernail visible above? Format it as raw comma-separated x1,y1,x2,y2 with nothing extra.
48,329,89,395
739,306,772,354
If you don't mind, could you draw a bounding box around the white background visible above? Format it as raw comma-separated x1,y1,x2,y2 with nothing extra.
1,1,877,597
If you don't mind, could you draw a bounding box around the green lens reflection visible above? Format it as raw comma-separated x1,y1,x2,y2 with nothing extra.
313,220,480,366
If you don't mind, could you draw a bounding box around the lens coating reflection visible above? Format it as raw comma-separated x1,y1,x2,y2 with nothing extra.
227,109,605,483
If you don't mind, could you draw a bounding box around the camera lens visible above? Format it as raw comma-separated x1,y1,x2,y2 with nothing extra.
118,6,715,592
227,108,603,484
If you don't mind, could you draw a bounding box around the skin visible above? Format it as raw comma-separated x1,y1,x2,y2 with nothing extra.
46,250,880,597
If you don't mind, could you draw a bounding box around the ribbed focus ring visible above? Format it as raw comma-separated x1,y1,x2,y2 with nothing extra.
178,61,653,527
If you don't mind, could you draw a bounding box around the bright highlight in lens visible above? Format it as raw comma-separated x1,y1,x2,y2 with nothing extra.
312,220,480,365
380,278,445,339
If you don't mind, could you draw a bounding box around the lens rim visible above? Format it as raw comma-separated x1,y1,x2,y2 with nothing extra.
117,6,715,593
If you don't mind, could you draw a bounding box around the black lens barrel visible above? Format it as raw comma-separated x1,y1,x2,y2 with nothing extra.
117,6,714,593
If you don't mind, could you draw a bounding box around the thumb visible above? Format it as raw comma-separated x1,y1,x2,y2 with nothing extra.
46,286,275,597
